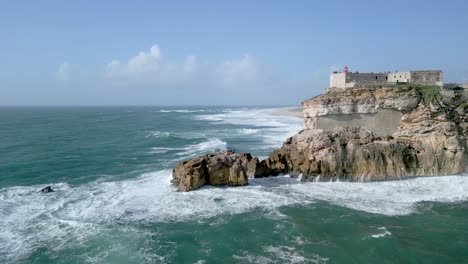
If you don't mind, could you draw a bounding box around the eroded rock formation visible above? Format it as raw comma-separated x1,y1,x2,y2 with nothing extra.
173,85,467,191
172,150,259,191
260,85,467,181
302,86,420,130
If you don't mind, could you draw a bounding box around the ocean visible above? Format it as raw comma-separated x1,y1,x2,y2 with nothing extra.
0,106,467,264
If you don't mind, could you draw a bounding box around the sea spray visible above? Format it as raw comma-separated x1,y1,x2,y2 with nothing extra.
1,106,467,263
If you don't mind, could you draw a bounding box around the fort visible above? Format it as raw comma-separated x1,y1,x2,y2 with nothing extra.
330,66,443,88
304,67,451,137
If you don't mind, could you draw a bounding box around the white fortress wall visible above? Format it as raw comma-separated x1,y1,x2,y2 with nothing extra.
329,70,443,88
331,72,389,88
330,73,346,88
388,71,411,83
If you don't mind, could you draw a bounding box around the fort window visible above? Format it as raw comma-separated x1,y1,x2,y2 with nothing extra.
385,77,388,80
375,76,378,79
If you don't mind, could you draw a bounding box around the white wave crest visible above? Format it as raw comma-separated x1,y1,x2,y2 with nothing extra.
233,245,327,264
370,227,392,238
176,138,229,157
148,147,174,154
195,108,303,148
195,115,223,122
159,109,205,113
145,131,171,138
238,128,259,135
1,172,468,263
148,138,228,156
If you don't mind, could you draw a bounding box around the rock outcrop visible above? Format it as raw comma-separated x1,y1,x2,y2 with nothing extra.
40,186,54,193
262,85,467,181
172,150,259,191
173,85,467,191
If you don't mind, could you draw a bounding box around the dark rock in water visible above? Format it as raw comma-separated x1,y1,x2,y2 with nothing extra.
41,186,54,193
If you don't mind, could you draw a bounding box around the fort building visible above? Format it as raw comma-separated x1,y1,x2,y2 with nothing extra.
330,66,443,88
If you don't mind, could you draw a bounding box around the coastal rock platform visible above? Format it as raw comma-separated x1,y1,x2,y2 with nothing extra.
173,85,467,191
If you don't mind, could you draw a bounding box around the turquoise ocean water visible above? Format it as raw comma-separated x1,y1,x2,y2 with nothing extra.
0,106,467,263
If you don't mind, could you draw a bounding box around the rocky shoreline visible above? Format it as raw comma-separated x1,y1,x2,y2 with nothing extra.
173,85,467,192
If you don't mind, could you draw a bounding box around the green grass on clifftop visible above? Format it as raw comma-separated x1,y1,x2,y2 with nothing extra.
459,102,468,110
413,85,441,105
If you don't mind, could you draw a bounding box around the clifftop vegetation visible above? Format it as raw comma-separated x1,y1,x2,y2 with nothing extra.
413,85,441,105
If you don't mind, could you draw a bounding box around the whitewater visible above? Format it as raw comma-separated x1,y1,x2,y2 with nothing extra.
0,106,467,263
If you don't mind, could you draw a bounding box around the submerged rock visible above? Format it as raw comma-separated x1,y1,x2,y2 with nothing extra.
172,150,259,191
40,186,54,193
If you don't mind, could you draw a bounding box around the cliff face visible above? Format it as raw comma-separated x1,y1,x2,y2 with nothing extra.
263,85,467,181
173,85,467,191
302,86,420,131
302,86,420,113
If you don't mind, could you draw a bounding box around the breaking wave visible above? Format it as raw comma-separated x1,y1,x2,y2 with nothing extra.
175,138,229,157
145,130,171,138
159,109,205,113
370,227,392,238
1,172,467,262
1,106,466,263
237,128,259,135
195,108,303,148
148,138,228,156
148,147,174,154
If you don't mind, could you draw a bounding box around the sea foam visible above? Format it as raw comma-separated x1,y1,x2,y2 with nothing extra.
159,109,205,113
195,108,303,148
1,107,467,263
145,130,171,138
1,171,468,262
370,227,392,238
175,138,229,157
148,138,228,156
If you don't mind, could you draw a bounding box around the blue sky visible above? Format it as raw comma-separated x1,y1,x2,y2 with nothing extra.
1,0,467,105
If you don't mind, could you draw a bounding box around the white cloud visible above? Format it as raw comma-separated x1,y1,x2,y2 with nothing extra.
104,44,265,87
183,55,197,74
106,45,163,78
57,62,70,81
217,54,260,85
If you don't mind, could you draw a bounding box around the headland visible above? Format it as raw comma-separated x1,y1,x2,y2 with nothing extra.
172,68,468,191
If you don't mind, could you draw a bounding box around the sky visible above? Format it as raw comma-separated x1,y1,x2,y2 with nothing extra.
1,0,467,106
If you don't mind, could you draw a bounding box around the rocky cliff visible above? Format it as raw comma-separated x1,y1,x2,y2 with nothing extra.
173,85,467,191
172,150,258,191
302,86,420,130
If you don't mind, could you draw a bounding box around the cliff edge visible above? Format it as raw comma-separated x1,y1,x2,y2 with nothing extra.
173,85,467,191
